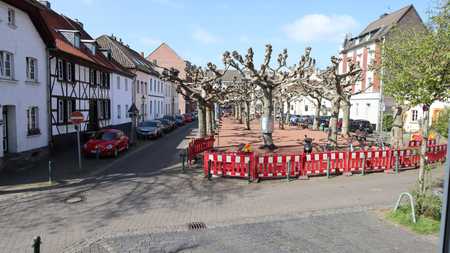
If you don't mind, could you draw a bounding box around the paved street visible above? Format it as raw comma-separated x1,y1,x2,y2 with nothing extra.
0,124,443,253
94,210,437,253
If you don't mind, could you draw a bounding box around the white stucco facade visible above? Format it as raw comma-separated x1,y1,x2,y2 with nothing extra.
285,96,331,116
133,70,152,121
111,72,133,126
148,75,166,119
0,1,48,157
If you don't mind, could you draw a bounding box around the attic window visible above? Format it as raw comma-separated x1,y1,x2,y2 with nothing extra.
74,34,80,48
82,40,96,54
8,8,15,26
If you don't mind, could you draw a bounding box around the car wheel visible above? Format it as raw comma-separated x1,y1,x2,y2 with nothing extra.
113,148,119,158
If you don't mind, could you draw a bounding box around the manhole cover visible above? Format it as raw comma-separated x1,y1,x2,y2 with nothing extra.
187,222,207,230
65,196,84,204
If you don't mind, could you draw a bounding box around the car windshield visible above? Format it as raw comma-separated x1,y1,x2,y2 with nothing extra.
140,121,157,127
94,131,116,140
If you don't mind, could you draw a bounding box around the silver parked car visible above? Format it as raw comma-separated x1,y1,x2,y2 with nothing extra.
136,121,163,139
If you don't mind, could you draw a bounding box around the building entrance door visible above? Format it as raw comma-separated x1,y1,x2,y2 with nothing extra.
2,107,8,153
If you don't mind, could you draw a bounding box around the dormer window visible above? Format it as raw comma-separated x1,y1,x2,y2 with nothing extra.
82,40,97,55
8,8,15,26
74,34,80,48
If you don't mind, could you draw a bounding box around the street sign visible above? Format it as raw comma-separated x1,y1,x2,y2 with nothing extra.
70,111,84,125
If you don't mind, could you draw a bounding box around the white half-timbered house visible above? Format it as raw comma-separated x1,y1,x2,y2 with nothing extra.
38,4,125,146
0,0,53,161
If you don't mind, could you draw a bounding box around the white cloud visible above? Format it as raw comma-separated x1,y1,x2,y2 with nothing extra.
192,28,221,44
283,14,359,43
139,37,161,46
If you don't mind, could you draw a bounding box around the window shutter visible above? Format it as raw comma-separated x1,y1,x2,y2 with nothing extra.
63,99,68,123
71,63,76,82
63,61,67,80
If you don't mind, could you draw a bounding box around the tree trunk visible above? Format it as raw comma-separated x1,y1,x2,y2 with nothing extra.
279,100,285,130
234,104,238,119
328,97,341,149
238,103,243,124
197,103,206,138
341,100,351,137
245,101,251,130
312,97,322,130
211,106,216,131
285,101,291,125
418,108,430,193
261,89,275,148
391,105,404,148
206,106,213,136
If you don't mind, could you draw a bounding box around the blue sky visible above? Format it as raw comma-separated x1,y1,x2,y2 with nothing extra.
49,0,433,68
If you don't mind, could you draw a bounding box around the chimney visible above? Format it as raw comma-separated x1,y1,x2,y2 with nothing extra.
141,52,145,57
38,1,51,9
380,13,389,19
74,19,84,29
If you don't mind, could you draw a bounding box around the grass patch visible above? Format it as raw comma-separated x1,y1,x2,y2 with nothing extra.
386,207,440,235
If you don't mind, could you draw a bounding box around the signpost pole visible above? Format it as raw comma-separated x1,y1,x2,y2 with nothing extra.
76,124,82,170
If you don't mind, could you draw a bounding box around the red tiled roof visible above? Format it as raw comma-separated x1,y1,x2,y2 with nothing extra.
33,1,132,75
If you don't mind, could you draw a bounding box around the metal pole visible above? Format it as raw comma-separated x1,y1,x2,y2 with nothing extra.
287,160,291,182
438,119,450,252
32,236,41,253
76,125,82,170
395,151,399,175
48,161,52,185
361,153,366,176
247,159,251,183
326,156,330,178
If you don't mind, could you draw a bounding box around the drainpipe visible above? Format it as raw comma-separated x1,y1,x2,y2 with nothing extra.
46,49,53,151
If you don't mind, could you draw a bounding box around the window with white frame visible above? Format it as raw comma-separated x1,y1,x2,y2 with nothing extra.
58,99,64,123
117,76,121,89
27,106,40,135
125,78,128,91
66,62,73,82
149,100,152,114
125,104,129,117
74,33,80,48
57,59,64,80
0,51,13,79
7,8,15,26
26,57,38,81
117,104,121,119
136,81,140,94
150,79,153,91
412,110,418,121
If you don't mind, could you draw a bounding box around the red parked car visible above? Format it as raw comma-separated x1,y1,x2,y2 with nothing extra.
182,113,193,123
83,129,129,157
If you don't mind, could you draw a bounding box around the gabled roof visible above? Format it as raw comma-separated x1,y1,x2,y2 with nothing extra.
5,0,133,76
97,35,159,76
147,42,184,62
359,5,412,36
342,5,422,52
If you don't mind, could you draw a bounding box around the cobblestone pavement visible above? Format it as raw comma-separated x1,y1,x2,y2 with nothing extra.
83,210,437,253
0,123,443,252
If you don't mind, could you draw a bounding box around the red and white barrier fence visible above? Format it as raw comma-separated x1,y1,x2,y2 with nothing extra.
187,136,215,165
203,144,447,181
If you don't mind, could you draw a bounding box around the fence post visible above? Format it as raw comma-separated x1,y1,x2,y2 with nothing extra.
287,159,291,182
361,152,366,176
247,159,251,183
181,148,186,173
32,236,41,253
395,151,399,174
326,156,330,178
207,160,212,180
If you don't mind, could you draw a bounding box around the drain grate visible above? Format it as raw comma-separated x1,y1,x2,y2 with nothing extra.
187,222,207,230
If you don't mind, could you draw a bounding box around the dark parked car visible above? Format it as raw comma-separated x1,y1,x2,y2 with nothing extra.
83,129,129,157
156,118,174,132
175,115,185,126
136,120,163,139
350,119,374,134
162,115,177,128
319,116,331,128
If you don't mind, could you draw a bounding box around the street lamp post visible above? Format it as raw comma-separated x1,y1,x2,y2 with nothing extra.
141,95,146,122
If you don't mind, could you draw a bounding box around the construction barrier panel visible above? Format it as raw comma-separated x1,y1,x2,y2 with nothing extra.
408,139,437,147
203,144,447,181
188,136,215,165
255,154,302,179
204,151,256,179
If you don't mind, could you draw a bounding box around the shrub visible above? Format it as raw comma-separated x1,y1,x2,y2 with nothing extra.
383,114,393,132
432,107,449,138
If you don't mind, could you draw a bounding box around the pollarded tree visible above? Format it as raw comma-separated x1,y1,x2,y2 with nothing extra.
222,45,315,149
226,76,257,130
379,3,450,193
319,56,362,148
163,63,228,137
